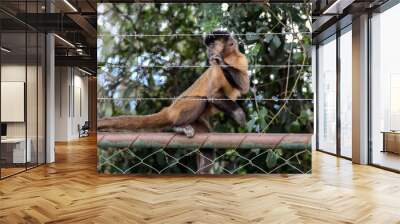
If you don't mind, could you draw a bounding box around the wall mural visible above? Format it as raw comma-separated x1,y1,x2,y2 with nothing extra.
97,3,312,174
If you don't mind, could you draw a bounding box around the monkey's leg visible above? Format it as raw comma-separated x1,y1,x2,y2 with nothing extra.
209,93,246,127
190,115,212,133
172,125,195,138
169,97,208,138
198,116,213,132
190,118,214,174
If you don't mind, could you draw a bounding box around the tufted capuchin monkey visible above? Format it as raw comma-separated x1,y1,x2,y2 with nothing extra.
98,30,249,137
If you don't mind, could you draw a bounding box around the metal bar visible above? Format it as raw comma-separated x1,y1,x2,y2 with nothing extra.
322,0,356,15
37,0,39,167
44,31,47,164
0,20,2,179
72,68,75,118
98,133,312,150
25,0,28,171
99,64,312,69
98,0,309,3
97,32,312,37
336,26,341,157
369,164,400,174
367,11,373,164
97,97,313,101
0,8,38,32
59,67,62,117
373,0,400,13
44,0,48,165
313,14,352,45
315,44,320,151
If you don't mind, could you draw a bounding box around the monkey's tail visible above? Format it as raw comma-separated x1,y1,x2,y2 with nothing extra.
97,109,171,131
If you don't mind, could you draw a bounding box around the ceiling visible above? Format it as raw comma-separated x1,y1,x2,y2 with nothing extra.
2,0,395,73
0,0,97,74
312,0,391,43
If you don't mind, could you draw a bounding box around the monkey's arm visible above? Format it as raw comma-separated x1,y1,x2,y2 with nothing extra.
211,55,249,94
209,92,246,127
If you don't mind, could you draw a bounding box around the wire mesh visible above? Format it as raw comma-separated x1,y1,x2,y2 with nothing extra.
98,133,312,174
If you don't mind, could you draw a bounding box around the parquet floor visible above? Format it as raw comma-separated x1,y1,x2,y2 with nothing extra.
1,135,400,224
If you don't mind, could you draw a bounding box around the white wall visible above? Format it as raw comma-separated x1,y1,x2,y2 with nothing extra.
55,67,69,141
55,67,89,141
1,63,46,164
1,65,42,138
1,65,26,138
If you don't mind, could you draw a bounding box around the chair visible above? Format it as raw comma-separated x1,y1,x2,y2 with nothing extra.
79,121,90,138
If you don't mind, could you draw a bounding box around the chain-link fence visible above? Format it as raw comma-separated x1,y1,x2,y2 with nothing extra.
98,133,312,174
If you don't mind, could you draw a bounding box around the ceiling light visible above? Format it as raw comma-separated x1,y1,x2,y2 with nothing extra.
1,47,11,53
78,68,93,76
323,0,355,15
63,0,78,12
54,34,75,48
76,48,85,55
323,0,341,14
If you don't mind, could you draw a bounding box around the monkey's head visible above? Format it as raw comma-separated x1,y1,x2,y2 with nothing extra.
204,30,238,63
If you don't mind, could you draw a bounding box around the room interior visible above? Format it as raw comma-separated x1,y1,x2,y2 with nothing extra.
370,5,400,170
313,0,400,172
0,30,46,177
0,0,96,179
0,0,400,223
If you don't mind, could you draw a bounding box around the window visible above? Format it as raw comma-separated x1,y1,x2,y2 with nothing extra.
317,36,337,154
339,27,352,158
0,1,46,179
370,3,400,171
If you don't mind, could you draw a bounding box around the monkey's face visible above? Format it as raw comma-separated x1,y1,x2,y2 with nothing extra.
207,39,225,62
222,36,238,56
206,36,238,64
204,31,238,64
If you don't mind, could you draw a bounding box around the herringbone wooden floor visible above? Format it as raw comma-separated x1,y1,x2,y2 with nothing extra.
1,135,400,224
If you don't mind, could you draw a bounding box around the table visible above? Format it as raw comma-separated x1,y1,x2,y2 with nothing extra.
1,138,31,163
382,131,400,154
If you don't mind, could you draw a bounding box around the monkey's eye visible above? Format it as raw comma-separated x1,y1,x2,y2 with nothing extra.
229,42,234,46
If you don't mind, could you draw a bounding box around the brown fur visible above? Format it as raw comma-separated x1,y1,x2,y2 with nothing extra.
98,35,249,132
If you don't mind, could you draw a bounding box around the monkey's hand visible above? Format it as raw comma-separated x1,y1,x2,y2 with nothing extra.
209,55,227,68
232,108,246,127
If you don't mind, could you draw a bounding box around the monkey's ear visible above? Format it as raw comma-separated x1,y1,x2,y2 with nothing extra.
204,34,214,46
204,30,231,46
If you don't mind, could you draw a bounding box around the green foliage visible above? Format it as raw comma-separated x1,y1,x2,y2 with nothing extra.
97,3,313,133
98,146,311,174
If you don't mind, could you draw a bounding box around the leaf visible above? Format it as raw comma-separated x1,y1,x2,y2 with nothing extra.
266,150,279,169
289,120,301,133
264,34,274,43
246,117,256,132
272,35,281,47
248,43,261,57
258,107,268,130
258,107,267,118
275,148,283,156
